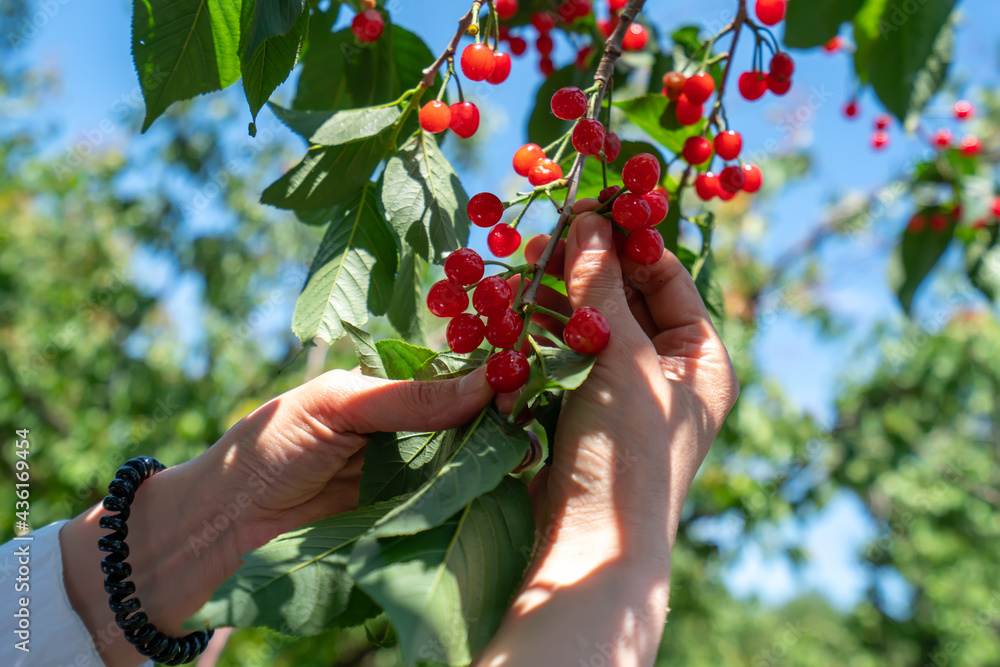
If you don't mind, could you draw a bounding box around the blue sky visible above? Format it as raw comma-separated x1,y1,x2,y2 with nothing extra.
8,0,999,615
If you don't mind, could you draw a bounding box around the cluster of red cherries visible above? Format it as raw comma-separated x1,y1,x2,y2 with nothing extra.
848,100,983,156
425,245,611,392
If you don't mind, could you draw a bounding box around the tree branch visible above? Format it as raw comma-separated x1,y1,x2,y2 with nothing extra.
519,0,646,307
707,0,747,128
421,3,479,88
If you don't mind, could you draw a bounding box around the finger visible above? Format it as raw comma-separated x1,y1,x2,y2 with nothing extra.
620,249,716,336
572,198,600,214
621,269,659,339
305,365,494,434
563,211,633,319
525,235,566,280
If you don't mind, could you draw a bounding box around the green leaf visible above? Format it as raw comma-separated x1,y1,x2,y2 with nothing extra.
671,26,702,54
240,0,308,121
360,429,450,504
511,343,596,417
382,132,470,261
261,127,394,210
344,322,386,378
889,214,955,313
966,227,1000,302
646,53,675,95
364,408,529,538
783,0,866,49
349,478,535,666
867,0,957,124
655,190,681,253
187,499,398,635
614,95,706,154
412,349,490,381
387,245,425,342
270,103,402,145
852,0,890,82
291,182,397,344
376,339,437,380
690,242,725,330
294,24,434,112
132,0,242,132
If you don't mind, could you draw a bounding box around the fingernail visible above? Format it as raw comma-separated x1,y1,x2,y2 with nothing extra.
578,215,610,251
458,365,489,396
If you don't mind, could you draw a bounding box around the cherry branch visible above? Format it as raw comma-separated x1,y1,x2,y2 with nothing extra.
519,0,646,307
707,0,747,128
421,2,479,88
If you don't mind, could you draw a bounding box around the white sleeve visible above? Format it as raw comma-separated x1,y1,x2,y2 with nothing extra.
0,521,152,667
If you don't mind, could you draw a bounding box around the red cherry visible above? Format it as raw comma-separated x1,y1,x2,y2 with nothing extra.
597,18,617,38
351,9,384,43
824,36,843,53
468,192,504,228
960,135,981,156
662,72,686,101
719,165,745,194
461,44,496,82
558,0,592,21
992,196,1000,218
532,11,557,33
551,87,588,120
419,100,451,133
741,164,763,193
427,279,469,318
675,94,704,125
624,228,664,265
717,186,737,202
738,72,767,101
875,114,891,130
536,34,554,55
572,119,606,156
598,185,621,203
513,143,546,176
486,350,530,393
933,129,953,149
539,56,555,77
488,224,522,258
713,130,742,160
872,130,889,150
755,0,786,26
563,307,611,354
473,276,513,316
495,0,518,20
612,193,652,230
447,314,486,353
622,153,660,195
683,73,716,105
602,131,621,161
766,73,791,96
695,172,720,200
769,52,795,79
445,248,485,285
509,37,527,56
954,100,974,120
843,101,859,118
528,158,563,186
575,46,593,70
642,190,669,226
907,214,926,233
608,0,628,10
487,52,512,84
622,23,648,51
930,213,948,232
485,308,524,348
449,102,480,138
682,136,712,165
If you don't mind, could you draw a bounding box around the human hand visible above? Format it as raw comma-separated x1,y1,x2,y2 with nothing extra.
61,368,493,667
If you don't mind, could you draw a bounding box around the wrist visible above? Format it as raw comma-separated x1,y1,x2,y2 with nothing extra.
61,457,241,667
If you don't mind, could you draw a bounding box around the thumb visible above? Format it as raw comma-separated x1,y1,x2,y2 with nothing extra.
307,365,495,434
564,211,630,316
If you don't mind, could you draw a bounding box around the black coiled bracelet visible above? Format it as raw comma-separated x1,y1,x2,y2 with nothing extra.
98,456,214,665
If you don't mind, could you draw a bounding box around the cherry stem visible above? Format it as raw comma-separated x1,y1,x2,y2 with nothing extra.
527,304,570,324
707,0,747,129
518,0,647,308
421,3,478,88
591,185,629,215
469,1,483,38
509,193,539,230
